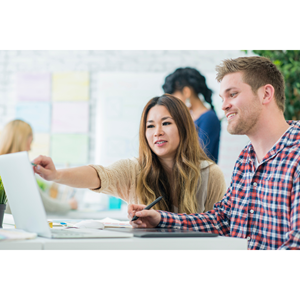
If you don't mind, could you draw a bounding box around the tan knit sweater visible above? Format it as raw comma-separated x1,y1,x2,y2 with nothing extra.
90,158,227,213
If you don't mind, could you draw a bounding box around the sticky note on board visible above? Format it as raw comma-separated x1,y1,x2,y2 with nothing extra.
16,102,51,132
51,134,88,165
52,72,89,101
28,133,50,161
17,73,51,102
52,102,89,133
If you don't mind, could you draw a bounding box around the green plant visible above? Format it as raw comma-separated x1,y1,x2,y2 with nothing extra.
0,176,8,205
247,50,300,120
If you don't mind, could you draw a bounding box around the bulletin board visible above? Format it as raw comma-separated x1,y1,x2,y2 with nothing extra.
15,72,90,165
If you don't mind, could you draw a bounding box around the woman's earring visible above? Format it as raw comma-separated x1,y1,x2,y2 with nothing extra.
185,98,192,108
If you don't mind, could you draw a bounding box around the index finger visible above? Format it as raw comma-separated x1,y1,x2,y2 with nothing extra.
128,204,147,215
32,155,51,167
32,155,45,165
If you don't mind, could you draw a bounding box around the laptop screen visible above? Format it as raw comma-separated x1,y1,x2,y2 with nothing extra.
0,152,52,238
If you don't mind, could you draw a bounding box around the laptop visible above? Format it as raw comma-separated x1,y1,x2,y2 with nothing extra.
107,228,218,238
0,152,132,239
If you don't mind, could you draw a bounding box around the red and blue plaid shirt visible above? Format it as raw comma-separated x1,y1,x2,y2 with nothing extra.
158,121,300,250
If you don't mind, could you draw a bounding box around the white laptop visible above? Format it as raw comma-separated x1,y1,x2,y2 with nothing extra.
0,152,133,239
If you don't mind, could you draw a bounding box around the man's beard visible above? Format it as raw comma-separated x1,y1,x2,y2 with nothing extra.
227,110,260,135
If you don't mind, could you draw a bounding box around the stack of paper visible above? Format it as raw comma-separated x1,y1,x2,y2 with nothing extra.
98,217,131,228
0,229,37,241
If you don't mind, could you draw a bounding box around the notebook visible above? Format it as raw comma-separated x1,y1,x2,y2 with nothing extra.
0,152,133,239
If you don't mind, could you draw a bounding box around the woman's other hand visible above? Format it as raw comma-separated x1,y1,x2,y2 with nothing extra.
128,204,161,228
68,198,78,210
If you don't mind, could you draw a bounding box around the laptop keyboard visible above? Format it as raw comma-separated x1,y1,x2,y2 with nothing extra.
51,229,93,239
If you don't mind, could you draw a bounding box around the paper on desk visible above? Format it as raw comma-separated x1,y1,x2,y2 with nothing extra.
3,213,15,225
0,229,37,241
98,217,132,228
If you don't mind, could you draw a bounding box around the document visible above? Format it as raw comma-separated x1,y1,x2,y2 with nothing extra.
0,229,37,241
98,217,131,228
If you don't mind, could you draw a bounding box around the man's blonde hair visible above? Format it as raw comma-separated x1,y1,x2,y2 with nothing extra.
216,56,286,112
0,120,32,155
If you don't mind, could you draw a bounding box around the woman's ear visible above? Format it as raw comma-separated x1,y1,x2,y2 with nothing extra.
182,86,192,100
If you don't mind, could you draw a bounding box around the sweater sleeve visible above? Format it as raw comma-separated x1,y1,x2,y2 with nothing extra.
204,164,227,212
89,158,140,203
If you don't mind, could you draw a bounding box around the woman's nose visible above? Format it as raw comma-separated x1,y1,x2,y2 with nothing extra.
154,125,163,136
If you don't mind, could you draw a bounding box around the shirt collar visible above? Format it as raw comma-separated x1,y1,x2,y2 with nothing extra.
246,120,300,165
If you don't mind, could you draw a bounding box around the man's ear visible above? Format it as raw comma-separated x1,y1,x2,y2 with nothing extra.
261,84,275,105
182,86,192,99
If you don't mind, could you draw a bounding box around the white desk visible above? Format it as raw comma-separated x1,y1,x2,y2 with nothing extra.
0,232,247,250
0,239,43,250
1,214,248,250
41,235,247,250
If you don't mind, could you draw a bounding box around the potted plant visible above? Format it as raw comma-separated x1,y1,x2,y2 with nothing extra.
0,176,8,228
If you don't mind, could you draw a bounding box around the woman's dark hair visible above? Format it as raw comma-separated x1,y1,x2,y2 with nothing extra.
162,67,214,110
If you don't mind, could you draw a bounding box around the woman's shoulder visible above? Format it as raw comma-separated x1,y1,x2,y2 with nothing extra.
89,157,141,178
200,160,213,169
195,109,219,123
114,157,141,173
200,160,224,178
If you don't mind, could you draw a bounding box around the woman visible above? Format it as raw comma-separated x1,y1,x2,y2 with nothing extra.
0,119,78,214
33,95,226,214
163,67,221,163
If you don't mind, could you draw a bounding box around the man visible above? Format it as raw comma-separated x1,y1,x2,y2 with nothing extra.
129,56,300,250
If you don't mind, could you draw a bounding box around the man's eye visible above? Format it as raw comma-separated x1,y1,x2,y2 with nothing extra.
230,93,237,97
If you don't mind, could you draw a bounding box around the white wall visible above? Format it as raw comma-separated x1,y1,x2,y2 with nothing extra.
0,50,253,187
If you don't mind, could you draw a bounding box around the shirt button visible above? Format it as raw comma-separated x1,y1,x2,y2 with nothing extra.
250,209,254,214
253,182,257,187
247,236,251,241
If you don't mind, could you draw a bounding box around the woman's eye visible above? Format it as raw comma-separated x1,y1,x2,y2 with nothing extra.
147,125,154,129
230,93,237,97
163,122,171,126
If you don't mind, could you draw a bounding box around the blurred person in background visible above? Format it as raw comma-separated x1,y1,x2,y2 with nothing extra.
163,67,221,163
0,119,78,214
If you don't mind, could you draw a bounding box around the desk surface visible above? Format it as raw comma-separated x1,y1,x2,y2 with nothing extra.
41,235,247,250
0,230,247,250
1,212,248,250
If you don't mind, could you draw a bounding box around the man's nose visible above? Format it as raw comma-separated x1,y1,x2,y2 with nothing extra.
221,98,232,111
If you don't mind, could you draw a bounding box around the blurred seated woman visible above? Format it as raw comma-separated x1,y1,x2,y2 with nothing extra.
0,119,78,214
33,95,226,214
163,67,221,163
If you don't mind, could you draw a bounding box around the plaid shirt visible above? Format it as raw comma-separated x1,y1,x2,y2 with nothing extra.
158,121,300,250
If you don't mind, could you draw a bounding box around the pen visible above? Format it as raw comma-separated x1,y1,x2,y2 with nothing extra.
31,162,37,167
131,196,163,221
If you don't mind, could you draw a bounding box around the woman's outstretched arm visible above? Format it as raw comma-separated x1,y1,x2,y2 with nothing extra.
33,155,101,189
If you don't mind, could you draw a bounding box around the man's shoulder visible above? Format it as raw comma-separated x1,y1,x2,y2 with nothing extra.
286,121,300,144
